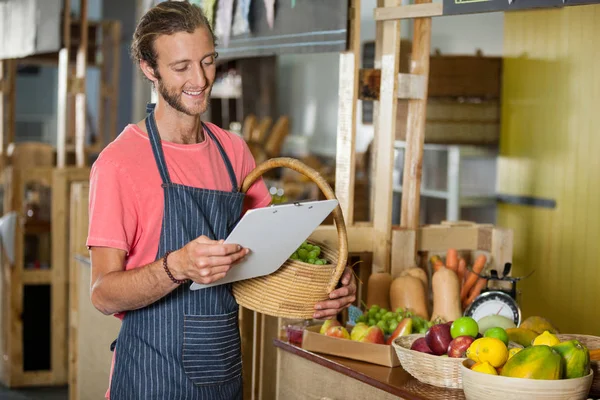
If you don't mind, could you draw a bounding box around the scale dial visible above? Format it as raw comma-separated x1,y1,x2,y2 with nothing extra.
463,291,521,326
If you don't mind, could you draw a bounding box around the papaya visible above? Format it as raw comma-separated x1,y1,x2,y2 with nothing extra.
552,340,590,379
520,316,559,334
501,345,563,380
506,327,538,347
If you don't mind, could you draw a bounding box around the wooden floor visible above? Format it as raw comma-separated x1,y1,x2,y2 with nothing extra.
0,385,67,400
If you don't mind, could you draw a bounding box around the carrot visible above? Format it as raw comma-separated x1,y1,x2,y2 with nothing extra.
431,255,444,272
462,278,487,309
446,249,458,272
457,257,467,285
460,254,487,301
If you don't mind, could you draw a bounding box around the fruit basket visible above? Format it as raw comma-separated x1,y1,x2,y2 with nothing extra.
392,333,467,389
393,333,522,389
460,359,593,400
232,157,348,319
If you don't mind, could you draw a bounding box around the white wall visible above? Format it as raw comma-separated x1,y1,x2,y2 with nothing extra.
277,1,504,158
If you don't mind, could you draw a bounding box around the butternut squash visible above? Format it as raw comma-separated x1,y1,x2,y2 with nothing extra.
399,267,428,289
430,266,462,323
366,272,392,309
389,275,429,320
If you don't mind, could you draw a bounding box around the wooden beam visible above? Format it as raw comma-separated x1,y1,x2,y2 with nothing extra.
374,3,443,21
310,223,374,253
400,0,432,230
371,0,401,273
359,69,427,100
0,61,5,169
391,227,417,277
75,0,89,167
334,0,361,225
56,0,71,168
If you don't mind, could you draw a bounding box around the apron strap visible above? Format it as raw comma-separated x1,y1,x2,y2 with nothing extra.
145,103,172,184
202,122,239,192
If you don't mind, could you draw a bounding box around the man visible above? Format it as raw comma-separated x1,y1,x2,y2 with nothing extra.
87,1,357,399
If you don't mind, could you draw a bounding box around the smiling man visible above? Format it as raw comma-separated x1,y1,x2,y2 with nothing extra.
86,1,357,399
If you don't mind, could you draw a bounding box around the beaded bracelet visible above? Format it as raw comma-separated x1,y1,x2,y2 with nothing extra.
163,251,187,285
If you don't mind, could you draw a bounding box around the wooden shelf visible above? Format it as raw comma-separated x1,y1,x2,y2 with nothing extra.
22,269,52,285
24,220,51,235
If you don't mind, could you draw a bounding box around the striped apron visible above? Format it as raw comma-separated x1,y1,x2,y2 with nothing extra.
109,103,245,399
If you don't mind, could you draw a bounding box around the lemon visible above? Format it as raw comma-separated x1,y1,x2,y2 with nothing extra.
466,337,508,368
508,347,522,360
471,361,498,375
532,331,560,347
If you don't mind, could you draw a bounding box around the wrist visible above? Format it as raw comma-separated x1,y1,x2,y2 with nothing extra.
163,250,187,284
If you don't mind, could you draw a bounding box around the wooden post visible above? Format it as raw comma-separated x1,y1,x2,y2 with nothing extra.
57,0,72,168
399,0,432,230
0,60,16,171
334,0,361,224
75,0,89,167
371,0,402,273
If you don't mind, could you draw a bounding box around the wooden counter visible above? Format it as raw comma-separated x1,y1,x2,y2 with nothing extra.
274,339,466,400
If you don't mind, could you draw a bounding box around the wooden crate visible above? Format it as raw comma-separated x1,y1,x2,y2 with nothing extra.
0,166,89,388
396,98,500,145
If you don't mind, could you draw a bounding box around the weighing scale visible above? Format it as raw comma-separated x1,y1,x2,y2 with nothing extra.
463,262,534,327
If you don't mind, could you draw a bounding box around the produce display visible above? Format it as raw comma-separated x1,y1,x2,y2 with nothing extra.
461,316,591,381
365,249,490,326
288,241,328,265
319,306,435,345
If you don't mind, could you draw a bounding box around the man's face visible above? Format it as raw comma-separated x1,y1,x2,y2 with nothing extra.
144,27,217,116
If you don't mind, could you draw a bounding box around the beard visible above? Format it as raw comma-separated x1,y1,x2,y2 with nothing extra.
156,76,211,117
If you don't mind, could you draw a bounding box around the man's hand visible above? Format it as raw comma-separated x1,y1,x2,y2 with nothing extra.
313,267,357,319
170,235,248,284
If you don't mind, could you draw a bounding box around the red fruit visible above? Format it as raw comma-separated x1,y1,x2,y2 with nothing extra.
324,326,350,339
410,337,434,354
360,326,385,344
386,318,413,345
447,335,475,358
425,323,453,355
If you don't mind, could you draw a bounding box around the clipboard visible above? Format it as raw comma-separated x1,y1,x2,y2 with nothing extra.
190,199,338,290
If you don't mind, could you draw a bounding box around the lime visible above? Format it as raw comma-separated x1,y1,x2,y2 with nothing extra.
484,327,509,346
450,316,479,339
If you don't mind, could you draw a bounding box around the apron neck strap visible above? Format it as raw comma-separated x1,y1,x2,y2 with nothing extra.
145,103,172,184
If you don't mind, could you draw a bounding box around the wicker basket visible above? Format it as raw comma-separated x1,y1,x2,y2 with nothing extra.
557,333,600,398
461,359,593,400
232,157,348,319
392,333,523,389
392,334,466,389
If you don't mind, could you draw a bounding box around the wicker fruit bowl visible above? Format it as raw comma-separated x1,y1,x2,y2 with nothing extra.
392,334,467,389
392,333,523,389
232,157,348,319
460,359,593,400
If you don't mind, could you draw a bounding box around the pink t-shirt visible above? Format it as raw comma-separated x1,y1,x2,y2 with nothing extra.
86,122,271,281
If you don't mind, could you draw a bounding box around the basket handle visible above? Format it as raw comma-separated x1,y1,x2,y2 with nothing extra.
240,157,349,293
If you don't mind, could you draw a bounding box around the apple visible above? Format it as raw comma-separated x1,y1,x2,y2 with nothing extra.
425,323,453,355
324,326,350,339
386,318,413,345
359,326,385,344
320,319,341,335
350,323,369,341
447,335,475,358
410,337,434,354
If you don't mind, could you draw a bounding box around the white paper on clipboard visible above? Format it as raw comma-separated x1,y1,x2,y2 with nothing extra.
189,199,338,290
